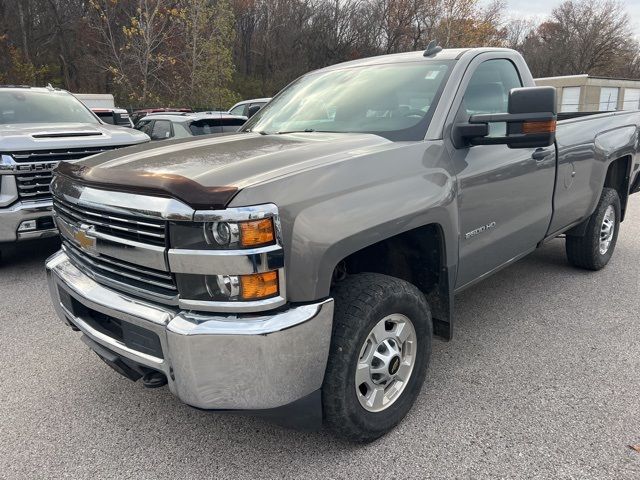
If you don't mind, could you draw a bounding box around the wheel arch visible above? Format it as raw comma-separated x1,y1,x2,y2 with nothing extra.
330,222,455,340
603,154,633,221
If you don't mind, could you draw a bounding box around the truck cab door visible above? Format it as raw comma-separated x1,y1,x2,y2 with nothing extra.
448,57,556,289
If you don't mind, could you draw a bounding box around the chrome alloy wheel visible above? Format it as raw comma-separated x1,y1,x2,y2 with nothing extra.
599,205,616,255
355,314,417,413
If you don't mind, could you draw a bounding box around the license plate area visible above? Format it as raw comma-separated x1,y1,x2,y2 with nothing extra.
58,286,164,359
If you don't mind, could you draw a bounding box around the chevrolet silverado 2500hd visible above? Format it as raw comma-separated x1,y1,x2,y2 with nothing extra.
0,86,148,253
46,47,640,442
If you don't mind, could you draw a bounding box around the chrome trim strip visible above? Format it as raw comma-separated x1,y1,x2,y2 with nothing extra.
179,294,287,313
168,244,284,275
62,258,179,305
55,200,165,241
63,243,176,291
63,242,172,281
55,214,168,271
17,227,58,240
194,203,279,222
172,299,332,336
0,154,60,175
51,174,194,221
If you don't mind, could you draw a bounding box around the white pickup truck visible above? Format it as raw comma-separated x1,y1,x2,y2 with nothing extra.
0,86,148,254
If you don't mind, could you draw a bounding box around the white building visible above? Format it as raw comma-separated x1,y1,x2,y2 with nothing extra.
535,74,640,113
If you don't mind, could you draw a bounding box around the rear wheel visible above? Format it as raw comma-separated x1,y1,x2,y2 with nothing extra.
566,187,620,270
323,273,432,442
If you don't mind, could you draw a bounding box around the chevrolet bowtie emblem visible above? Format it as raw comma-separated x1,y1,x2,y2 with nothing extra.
73,227,96,250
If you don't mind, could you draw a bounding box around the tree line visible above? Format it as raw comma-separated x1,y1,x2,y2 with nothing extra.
0,0,638,110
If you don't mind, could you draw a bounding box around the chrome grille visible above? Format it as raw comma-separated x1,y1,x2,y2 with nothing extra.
62,240,177,299
5,145,134,202
53,196,167,247
10,145,125,163
16,171,53,200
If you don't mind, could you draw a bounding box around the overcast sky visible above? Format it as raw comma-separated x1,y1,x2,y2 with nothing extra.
480,0,640,38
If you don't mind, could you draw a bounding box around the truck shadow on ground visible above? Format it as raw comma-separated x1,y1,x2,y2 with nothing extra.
0,237,60,269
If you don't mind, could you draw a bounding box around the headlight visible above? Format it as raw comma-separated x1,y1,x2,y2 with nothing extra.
176,271,280,302
171,218,276,250
170,204,285,311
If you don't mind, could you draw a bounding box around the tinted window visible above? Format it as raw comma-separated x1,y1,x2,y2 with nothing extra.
243,61,454,141
151,120,172,140
229,104,246,116
189,120,222,135
95,111,116,124
136,120,153,136
190,118,246,135
0,91,98,124
224,118,246,127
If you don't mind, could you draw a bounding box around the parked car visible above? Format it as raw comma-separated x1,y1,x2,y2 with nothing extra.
228,98,271,117
131,108,192,125
73,93,115,109
46,47,640,442
0,85,148,256
135,112,247,140
91,108,134,128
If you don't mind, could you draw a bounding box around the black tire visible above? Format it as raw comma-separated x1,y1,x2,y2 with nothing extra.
322,273,432,442
566,187,621,270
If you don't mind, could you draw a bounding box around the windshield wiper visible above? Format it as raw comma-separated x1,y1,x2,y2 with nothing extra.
245,129,268,135
276,128,316,134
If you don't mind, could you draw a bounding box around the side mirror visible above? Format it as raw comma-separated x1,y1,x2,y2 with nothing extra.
453,86,557,149
247,105,261,118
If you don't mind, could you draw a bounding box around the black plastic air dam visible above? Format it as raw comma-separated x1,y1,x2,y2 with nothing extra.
81,335,143,382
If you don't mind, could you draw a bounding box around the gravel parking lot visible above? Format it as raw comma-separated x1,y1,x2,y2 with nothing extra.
1,197,639,479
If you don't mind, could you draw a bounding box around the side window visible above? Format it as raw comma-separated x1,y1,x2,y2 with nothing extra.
221,117,246,133
463,59,522,115
151,120,172,140
136,120,153,136
462,59,522,136
229,104,246,116
189,120,222,136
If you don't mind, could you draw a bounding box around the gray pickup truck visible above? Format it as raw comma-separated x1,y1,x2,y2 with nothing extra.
46,47,640,442
0,86,148,252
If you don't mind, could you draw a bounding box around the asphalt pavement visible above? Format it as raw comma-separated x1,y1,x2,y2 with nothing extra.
1,198,639,479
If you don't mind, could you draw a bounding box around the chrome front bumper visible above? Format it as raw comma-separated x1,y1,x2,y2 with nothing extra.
46,250,334,410
0,199,57,242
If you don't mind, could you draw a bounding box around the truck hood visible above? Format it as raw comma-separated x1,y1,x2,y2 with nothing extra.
0,122,149,151
55,132,394,209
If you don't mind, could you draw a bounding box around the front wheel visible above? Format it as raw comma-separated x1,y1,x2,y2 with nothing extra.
322,273,432,442
566,187,621,270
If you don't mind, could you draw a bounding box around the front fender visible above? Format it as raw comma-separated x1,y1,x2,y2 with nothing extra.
229,140,459,302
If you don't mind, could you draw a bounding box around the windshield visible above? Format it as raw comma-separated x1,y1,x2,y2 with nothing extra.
0,90,98,124
243,60,453,141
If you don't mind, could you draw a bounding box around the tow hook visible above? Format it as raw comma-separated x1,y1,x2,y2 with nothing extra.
142,371,168,388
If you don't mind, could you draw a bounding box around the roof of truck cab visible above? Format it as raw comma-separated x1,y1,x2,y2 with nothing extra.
314,47,518,73
0,85,69,93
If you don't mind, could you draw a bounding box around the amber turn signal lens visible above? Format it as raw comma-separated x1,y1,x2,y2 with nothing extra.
239,218,275,247
522,120,557,134
240,271,279,300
